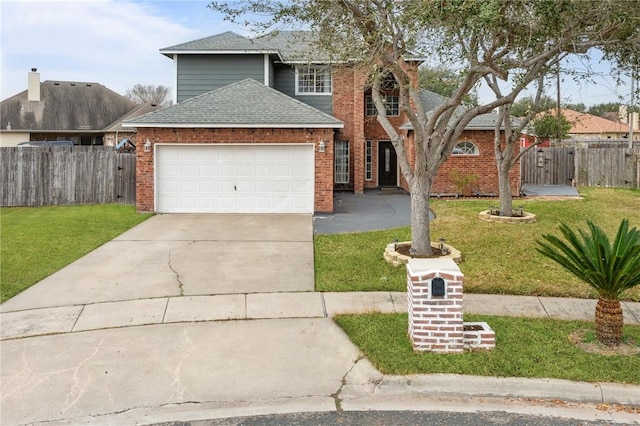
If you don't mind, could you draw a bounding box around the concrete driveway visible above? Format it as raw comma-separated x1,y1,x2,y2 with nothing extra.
1,214,314,312
1,213,364,426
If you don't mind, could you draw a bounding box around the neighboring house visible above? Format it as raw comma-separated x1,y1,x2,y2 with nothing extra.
560,108,636,141
618,105,639,140
125,31,519,214
0,69,138,147
103,102,164,148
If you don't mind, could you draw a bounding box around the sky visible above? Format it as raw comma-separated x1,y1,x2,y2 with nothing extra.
0,0,636,108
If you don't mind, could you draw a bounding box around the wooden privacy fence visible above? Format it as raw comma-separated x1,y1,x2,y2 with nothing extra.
574,146,640,188
521,146,575,186
521,144,640,189
0,146,136,207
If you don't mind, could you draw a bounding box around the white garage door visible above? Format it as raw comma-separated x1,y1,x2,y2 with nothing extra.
156,144,314,213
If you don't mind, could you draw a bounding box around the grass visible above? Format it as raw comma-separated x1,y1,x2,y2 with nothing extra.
1,205,151,303
335,313,640,384
315,187,640,301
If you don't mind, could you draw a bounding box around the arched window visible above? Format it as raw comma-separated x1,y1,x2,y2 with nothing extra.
452,141,479,156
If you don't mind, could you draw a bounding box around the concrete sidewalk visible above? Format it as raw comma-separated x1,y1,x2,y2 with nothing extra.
2,293,639,425
2,292,640,340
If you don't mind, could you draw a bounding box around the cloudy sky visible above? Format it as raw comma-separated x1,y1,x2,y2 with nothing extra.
1,0,635,107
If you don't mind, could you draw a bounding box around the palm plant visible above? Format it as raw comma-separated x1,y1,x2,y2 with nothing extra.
537,219,640,346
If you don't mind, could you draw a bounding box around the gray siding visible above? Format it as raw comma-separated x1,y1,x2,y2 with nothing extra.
177,54,264,102
268,57,275,88
273,64,332,115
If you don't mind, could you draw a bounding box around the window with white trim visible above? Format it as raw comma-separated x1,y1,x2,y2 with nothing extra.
335,140,349,184
296,66,332,95
365,140,372,181
366,95,399,116
452,141,479,156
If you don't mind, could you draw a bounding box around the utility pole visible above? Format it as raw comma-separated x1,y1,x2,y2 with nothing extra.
556,61,562,145
630,71,635,149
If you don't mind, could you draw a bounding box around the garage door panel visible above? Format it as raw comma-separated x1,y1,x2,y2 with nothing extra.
156,144,314,213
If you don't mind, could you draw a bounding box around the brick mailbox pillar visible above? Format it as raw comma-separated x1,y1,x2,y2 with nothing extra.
407,258,464,353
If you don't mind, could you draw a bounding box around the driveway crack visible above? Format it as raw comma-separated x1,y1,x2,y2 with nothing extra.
167,244,186,296
331,355,366,411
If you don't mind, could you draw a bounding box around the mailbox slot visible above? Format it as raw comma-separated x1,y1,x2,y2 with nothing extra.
431,277,446,297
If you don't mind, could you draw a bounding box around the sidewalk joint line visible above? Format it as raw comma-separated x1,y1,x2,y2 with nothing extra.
161,298,170,324
70,304,86,332
244,294,248,319
321,293,328,318
622,301,640,324
537,296,551,317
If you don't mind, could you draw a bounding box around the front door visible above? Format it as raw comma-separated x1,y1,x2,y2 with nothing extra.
378,141,397,187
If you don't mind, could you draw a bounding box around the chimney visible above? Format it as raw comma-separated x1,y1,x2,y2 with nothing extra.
28,68,40,102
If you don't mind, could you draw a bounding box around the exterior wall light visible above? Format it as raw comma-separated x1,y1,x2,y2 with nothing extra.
144,139,152,153
318,140,326,153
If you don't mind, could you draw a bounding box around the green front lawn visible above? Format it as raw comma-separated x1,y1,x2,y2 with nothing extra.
335,313,640,384
315,187,640,301
1,205,151,303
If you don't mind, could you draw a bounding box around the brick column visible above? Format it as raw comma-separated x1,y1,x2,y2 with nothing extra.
352,67,366,194
407,258,464,353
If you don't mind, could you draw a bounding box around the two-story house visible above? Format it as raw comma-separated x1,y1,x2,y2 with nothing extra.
125,31,519,214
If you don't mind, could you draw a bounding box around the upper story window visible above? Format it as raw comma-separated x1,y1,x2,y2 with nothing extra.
452,141,479,156
366,95,399,116
296,66,332,95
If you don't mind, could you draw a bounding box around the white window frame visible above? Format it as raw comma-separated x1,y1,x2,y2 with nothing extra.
366,95,399,116
365,140,373,181
295,66,332,95
335,140,349,184
452,141,480,156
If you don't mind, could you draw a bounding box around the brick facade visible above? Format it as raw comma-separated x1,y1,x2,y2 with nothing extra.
406,258,496,353
420,130,520,196
407,259,465,353
330,65,521,197
135,127,334,213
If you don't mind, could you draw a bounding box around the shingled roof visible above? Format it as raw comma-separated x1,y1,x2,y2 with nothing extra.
161,30,421,64
1,81,137,131
160,30,329,63
124,78,343,128
400,89,519,131
160,31,278,56
561,108,630,135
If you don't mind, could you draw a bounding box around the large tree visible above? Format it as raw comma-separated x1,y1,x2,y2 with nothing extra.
533,112,572,141
211,0,640,255
511,95,556,118
419,66,478,105
124,84,171,106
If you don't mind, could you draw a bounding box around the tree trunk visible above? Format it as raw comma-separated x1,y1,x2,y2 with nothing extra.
497,161,513,217
409,176,432,256
595,297,624,346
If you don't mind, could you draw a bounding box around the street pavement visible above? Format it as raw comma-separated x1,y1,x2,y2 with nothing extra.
1,204,639,425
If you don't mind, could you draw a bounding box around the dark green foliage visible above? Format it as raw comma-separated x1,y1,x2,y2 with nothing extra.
533,112,572,140
537,219,640,299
